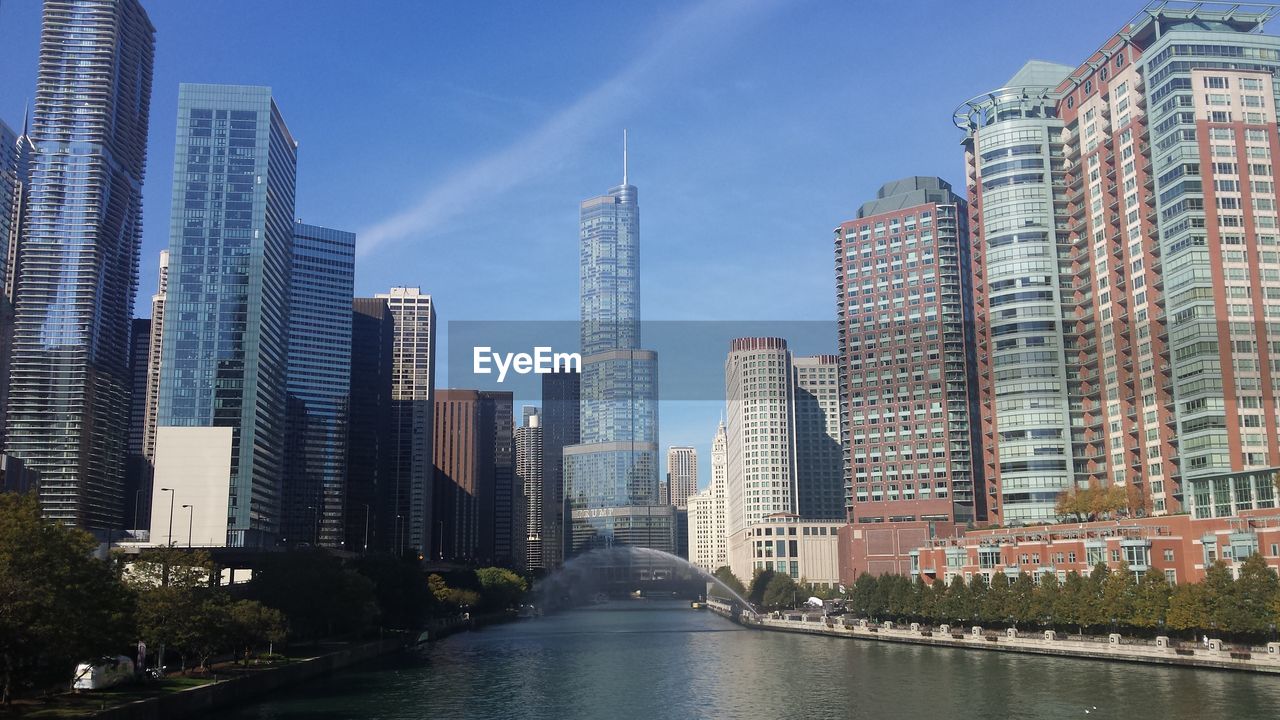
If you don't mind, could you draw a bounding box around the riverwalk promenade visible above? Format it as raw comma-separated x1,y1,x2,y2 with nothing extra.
706,599,1280,674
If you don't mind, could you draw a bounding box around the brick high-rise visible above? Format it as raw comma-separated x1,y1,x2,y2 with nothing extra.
956,3,1280,522
835,177,982,525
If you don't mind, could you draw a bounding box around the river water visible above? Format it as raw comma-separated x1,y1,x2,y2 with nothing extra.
226,601,1280,720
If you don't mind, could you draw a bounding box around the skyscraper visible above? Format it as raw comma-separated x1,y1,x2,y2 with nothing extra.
666,446,697,509
835,177,982,525
125,318,151,529
482,390,518,567
957,4,1280,523
688,422,729,572
377,287,437,559
0,118,33,452
156,84,298,547
347,298,395,553
563,140,673,554
432,389,512,563
516,408,544,570
282,223,355,548
792,355,845,521
6,0,154,531
724,337,795,536
540,369,579,568
141,251,168,467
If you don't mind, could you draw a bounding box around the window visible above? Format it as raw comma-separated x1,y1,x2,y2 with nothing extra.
1163,548,1174,562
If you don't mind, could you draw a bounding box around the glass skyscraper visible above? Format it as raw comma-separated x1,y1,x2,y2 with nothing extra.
156,84,298,547
282,222,354,547
564,148,673,554
6,0,154,532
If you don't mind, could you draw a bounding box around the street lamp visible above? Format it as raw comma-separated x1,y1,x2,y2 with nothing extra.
181,504,194,548
362,504,371,553
160,488,175,547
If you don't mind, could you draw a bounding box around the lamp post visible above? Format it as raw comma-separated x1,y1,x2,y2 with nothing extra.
362,504,370,553
181,504,194,548
160,488,175,547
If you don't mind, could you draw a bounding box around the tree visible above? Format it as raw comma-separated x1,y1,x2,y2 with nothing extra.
245,549,378,641
0,494,135,704
1089,486,1129,520
941,575,973,624
128,548,222,673
1166,583,1209,636
1099,565,1137,630
1056,571,1092,634
849,573,879,617
1007,574,1037,627
1055,486,1092,522
1201,561,1239,634
1033,573,1061,627
711,567,747,599
762,573,798,610
354,554,433,630
227,600,287,665
475,567,528,612
1129,570,1171,630
980,576,1010,625
748,569,776,607
1233,554,1280,635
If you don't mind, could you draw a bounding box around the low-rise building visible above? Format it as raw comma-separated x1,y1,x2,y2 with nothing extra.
728,512,842,589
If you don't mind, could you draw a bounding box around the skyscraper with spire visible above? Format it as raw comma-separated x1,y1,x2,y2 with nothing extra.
563,132,674,555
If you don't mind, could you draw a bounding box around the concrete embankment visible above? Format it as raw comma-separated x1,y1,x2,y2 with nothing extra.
705,600,1280,674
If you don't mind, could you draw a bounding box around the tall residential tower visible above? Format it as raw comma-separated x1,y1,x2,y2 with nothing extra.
6,0,154,531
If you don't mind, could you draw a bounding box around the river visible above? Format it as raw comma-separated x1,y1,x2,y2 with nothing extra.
226,600,1280,719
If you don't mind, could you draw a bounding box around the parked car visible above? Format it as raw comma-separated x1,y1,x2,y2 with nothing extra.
73,656,134,691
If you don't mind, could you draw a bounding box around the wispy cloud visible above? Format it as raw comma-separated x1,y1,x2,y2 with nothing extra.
356,0,780,257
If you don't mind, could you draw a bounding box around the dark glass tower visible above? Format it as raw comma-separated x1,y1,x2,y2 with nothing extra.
156,84,298,547
6,0,155,531
540,369,579,568
346,298,395,553
563,139,671,555
282,223,354,547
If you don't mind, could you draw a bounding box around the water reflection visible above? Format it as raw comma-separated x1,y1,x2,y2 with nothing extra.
227,601,1280,720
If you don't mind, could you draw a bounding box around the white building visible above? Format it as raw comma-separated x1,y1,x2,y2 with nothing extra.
688,423,727,571
727,512,842,589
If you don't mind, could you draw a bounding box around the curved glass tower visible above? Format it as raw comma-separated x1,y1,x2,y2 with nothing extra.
564,142,672,555
7,0,154,531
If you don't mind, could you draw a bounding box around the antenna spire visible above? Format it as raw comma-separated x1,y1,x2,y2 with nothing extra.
623,128,628,185
21,99,30,136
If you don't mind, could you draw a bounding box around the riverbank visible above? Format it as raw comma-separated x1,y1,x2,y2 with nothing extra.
706,600,1280,674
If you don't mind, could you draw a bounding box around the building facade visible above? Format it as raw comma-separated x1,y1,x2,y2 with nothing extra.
728,513,843,589
835,177,982,525
792,354,845,520
156,84,297,547
517,409,545,570
725,337,796,536
955,4,1280,524
564,157,673,555
6,0,154,531
432,389,513,564
125,318,151,529
666,446,697,509
541,369,579,568
377,287,437,560
688,422,729,572
346,298,395,553
282,223,355,547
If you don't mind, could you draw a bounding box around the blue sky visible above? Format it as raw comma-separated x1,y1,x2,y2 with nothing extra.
0,0,1151,484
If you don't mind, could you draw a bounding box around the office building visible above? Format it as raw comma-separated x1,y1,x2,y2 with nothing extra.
666,446,697,509
835,177,982,525
125,318,151,529
541,369,579,568
282,222,355,548
483,390,518,567
564,144,674,554
6,0,154,531
724,338,796,536
517,408,545,570
727,513,843,589
156,84,297,547
432,389,512,564
378,287,437,560
347,298,395,553
0,118,32,453
792,354,845,520
688,422,728,572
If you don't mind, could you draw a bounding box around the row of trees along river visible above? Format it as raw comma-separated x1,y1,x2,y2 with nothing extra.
0,493,528,706
714,558,1280,642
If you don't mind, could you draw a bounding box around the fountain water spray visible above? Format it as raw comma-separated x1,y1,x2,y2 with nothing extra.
533,545,760,618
